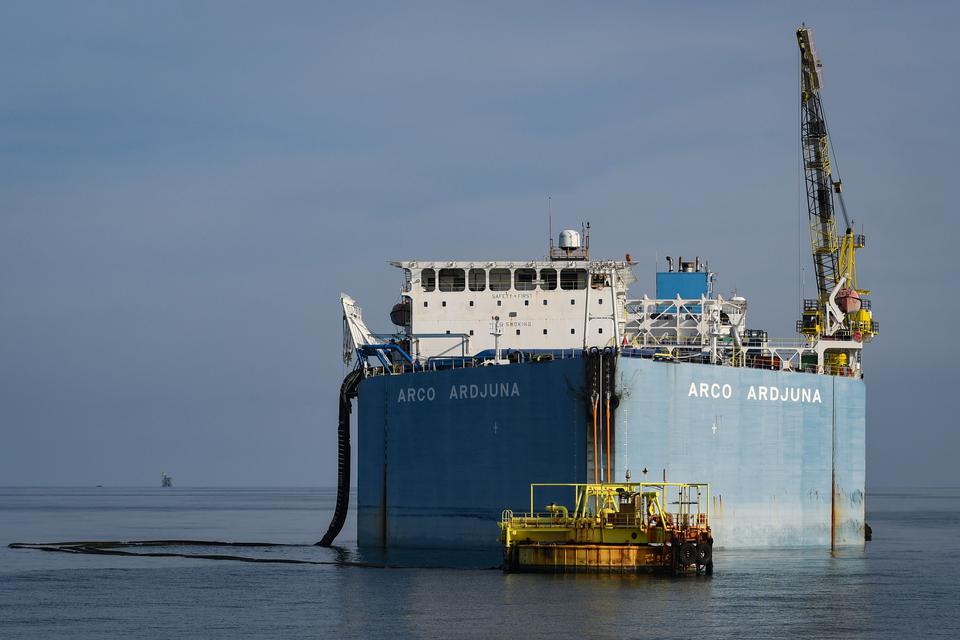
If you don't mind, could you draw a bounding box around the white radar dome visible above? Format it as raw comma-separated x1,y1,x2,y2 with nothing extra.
559,229,581,249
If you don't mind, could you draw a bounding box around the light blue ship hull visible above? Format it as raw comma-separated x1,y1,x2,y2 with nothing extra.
356,356,865,550
615,358,865,548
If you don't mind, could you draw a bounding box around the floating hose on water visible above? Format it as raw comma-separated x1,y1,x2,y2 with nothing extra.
8,366,365,565
317,365,364,547
7,364,499,569
7,540,381,566
7,540,496,569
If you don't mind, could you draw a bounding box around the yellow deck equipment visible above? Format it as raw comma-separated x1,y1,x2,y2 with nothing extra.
499,482,713,574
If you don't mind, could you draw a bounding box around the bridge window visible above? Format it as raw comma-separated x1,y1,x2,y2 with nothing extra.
468,268,486,291
439,268,465,292
539,269,557,290
560,268,587,290
421,268,435,292
514,268,536,291
490,268,511,291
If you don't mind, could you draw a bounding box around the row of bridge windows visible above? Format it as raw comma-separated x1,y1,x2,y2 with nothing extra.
453,327,601,336
421,268,588,292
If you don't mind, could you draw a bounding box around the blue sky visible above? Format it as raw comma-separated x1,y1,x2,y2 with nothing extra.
2,1,957,486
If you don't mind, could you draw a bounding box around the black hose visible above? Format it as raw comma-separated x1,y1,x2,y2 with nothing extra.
8,541,380,566
317,365,364,547
6,366,505,569
8,541,498,569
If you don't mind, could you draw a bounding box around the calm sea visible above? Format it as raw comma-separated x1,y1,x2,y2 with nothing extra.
1,487,958,639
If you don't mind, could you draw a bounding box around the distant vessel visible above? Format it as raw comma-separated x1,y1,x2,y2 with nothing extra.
161,472,173,488
322,26,875,552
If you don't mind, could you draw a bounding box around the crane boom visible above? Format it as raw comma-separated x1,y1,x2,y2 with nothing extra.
795,26,876,345
797,26,840,306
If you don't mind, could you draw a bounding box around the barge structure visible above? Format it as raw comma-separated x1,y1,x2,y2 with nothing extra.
319,26,876,553
499,482,713,574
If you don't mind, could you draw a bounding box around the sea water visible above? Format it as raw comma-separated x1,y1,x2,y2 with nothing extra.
1,487,958,639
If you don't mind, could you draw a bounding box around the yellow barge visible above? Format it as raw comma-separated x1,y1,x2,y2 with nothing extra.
498,482,713,574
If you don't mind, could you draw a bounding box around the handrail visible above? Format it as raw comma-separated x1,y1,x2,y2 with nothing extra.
360,345,861,378
504,481,711,531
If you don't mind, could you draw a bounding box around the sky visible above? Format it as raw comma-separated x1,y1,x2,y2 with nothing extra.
1,1,957,487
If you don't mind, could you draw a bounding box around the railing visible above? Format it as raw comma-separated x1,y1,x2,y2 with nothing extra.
361,340,861,378
501,513,577,527
508,482,711,531
502,512,641,527
362,347,585,377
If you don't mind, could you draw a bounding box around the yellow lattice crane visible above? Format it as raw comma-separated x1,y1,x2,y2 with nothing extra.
796,26,877,343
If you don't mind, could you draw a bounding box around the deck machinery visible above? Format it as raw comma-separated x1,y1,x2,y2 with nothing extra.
499,482,713,574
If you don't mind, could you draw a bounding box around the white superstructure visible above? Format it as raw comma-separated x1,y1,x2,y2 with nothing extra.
341,225,865,376
392,258,635,359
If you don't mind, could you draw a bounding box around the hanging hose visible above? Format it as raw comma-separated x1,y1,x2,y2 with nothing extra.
603,347,619,483
584,347,599,485
584,347,607,485
317,365,364,547
605,394,611,483
591,394,600,484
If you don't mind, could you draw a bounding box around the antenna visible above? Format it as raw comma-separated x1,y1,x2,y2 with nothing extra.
583,221,590,261
548,197,553,257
